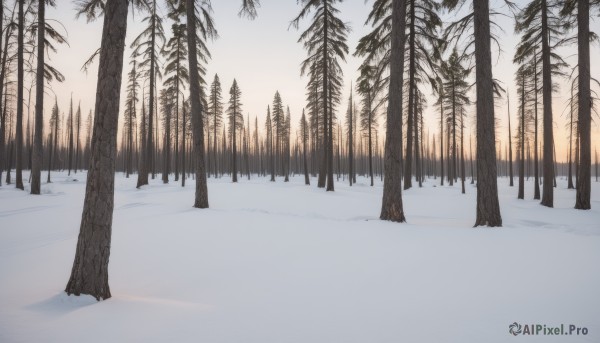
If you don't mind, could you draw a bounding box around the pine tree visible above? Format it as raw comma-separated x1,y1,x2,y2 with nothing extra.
228,79,243,182
514,0,568,207
133,0,165,188
300,109,310,185
124,59,139,178
66,0,147,301
380,0,407,222
561,0,600,209
207,74,223,178
162,18,188,182
291,0,349,192
439,50,470,188
444,0,504,226
31,0,66,194
271,91,285,176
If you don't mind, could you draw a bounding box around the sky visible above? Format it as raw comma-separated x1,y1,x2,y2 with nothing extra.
37,0,600,163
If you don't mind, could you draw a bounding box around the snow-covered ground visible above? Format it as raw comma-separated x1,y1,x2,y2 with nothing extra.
0,171,599,343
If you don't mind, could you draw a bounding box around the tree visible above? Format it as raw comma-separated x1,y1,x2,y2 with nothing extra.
15,0,25,190
265,106,275,181
291,0,349,192
47,98,59,183
514,0,567,207
162,18,188,182
160,88,172,183
66,0,145,301
184,0,215,207
133,0,165,188
208,74,223,178
380,0,407,222
439,49,470,188
68,95,74,175
300,109,310,185
32,0,66,194
507,94,514,187
124,58,139,178
515,65,532,200
284,106,291,182
561,0,600,209
357,65,381,187
227,79,243,182
75,102,82,172
444,0,503,226
345,86,355,186
272,91,284,176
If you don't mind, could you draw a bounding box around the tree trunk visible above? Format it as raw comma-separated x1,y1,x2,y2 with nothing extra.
182,95,186,187
380,0,406,223
473,0,501,226
540,0,554,207
575,0,591,209
31,0,45,195
518,75,525,199
15,0,24,190
65,0,129,300
404,0,415,190
508,94,513,187
568,83,574,189
186,0,209,208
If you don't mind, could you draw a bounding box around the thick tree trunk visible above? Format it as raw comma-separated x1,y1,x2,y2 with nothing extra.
473,0,501,226
65,0,129,300
31,0,45,195
186,0,209,208
540,0,554,207
15,0,24,190
380,0,406,222
575,0,591,209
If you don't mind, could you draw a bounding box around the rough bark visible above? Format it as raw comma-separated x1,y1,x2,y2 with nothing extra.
575,0,591,209
31,0,45,195
380,0,406,223
65,0,129,300
186,0,209,208
540,0,554,207
473,0,502,226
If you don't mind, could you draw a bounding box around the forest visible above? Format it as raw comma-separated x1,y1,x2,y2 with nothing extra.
0,0,599,342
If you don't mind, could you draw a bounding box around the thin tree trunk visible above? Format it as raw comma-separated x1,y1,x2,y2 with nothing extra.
15,0,25,190
508,94,513,187
403,0,415,190
31,0,45,194
65,0,129,300
518,75,525,199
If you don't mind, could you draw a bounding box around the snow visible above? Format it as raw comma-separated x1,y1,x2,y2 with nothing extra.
1,171,599,343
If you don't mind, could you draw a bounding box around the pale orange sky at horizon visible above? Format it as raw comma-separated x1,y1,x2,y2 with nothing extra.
18,0,600,164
